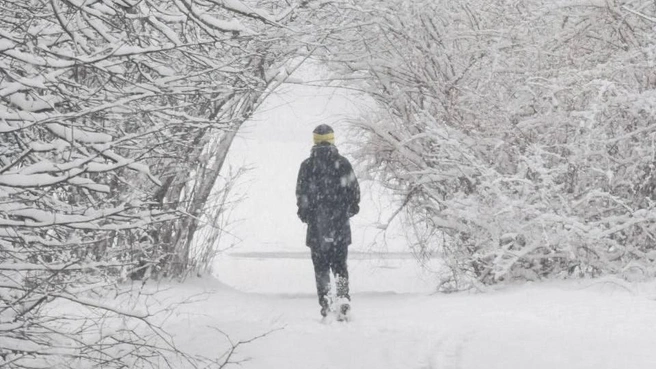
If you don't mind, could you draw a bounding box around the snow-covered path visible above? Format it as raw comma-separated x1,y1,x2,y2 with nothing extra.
167,269,656,369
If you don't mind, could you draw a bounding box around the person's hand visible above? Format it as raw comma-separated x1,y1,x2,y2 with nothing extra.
348,203,359,217
298,208,310,223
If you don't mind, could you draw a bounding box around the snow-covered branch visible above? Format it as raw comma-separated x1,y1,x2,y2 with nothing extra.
335,0,656,289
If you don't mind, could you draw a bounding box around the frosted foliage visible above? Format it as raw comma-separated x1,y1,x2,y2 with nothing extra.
0,0,319,367
337,0,656,289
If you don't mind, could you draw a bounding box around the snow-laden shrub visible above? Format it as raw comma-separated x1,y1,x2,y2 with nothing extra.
339,0,656,289
1,0,328,366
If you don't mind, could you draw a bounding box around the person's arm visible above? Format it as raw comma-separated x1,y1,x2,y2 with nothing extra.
342,159,360,217
296,161,311,223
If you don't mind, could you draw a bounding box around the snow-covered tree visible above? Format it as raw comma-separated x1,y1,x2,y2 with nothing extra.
332,0,656,289
1,0,336,365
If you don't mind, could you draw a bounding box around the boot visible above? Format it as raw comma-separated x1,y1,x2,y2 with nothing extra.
320,295,331,318
335,297,351,322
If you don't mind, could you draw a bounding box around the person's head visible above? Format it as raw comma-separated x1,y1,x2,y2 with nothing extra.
313,124,335,146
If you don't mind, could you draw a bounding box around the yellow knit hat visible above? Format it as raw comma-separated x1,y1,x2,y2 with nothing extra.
313,124,335,145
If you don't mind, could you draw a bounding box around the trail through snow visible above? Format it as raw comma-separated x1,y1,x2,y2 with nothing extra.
164,273,656,369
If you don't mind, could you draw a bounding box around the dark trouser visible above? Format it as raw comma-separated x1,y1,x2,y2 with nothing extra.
310,244,350,308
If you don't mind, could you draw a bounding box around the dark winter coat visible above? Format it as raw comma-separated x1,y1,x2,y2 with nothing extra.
296,143,360,249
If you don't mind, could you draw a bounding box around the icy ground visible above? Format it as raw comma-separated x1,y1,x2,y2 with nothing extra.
162,256,656,369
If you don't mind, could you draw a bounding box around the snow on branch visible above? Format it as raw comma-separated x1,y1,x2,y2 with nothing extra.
0,261,129,272
213,0,277,24
174,0,254,35
0,169,86,187
0,205,174,229
622,5,656,23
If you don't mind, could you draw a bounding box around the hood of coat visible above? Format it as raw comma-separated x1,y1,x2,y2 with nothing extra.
310,143,339,160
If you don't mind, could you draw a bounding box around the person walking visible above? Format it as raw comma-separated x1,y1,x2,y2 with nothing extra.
296,124,360,320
